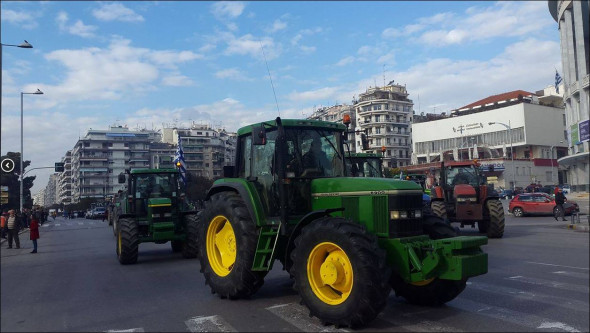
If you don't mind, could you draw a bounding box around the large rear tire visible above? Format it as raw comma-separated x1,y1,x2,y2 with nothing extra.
391,274,467,306
198,192,266,299
117,218,139,265
290,217,391,328
485,200,505,238
431,201,447,219
422,214,457,239
182,213,199,258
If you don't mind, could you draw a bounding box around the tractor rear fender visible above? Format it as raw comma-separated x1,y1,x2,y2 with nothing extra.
206,180,266,226
117,213,136,220
282,208,345,272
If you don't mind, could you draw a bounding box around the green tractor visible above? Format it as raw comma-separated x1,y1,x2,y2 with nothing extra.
114,168,199,264
196,118,488,328
346,152,384,177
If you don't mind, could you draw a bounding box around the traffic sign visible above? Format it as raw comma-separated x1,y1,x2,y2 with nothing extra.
1,158,15,173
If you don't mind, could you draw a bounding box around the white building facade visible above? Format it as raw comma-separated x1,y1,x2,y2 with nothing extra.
412,91,567,190
549,0,590,192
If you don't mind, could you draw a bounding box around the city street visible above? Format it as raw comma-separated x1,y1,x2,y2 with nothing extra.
1,210,588,332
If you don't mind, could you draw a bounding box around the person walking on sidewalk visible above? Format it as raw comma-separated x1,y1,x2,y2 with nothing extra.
29,212,40,253
554,188,568,221
6,209,21,249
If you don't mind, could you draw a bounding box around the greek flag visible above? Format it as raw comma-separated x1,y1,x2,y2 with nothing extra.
555,70,562,93
174,133,187,184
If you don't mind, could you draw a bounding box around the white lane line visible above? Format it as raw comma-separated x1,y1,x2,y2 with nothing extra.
378,311,462,332
41,225,50,228
525,261,589,271
105,329,144,332
506,276,589,294
55,224,61,226
450,298,582,332
468,281,589,313
553,270,590,279
78,222,84,225
185,315,236,332
266,302,350,332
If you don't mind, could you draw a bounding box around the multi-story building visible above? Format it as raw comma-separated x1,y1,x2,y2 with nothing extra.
353,82,414,168
43,173,59,207
411,88,567,190
549,0,589,192
162,123,236,179
57,150,72,205
33,188,45,207
149,142,176,169
69,125,162,202
308,104,357,151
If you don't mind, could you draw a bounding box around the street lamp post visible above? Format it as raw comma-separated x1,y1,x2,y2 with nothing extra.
20,89,44,213
550,140,564,185
1,41,33,146
489,121,515,190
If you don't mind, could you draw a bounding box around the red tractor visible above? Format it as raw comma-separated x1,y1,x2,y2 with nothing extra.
406,160,505,238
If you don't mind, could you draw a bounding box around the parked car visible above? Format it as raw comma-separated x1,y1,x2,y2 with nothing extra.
559,184,571,194
509,193,579,217
499,189,515,199
86,209,93,219
537,185,558,195
93,207,106,219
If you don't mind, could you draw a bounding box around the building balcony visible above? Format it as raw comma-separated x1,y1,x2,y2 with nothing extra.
80,154,109,160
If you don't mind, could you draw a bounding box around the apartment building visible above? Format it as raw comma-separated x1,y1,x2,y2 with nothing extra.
162,123,237,179
33,188,45,207
57,150,72,205
354,82,414,168
549,0,590,191
43,173,59,207
308,104,357,151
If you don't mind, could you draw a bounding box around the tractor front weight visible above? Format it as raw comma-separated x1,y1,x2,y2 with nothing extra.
380,235,488,284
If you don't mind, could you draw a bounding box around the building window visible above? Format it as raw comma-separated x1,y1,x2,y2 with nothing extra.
375,115,380,122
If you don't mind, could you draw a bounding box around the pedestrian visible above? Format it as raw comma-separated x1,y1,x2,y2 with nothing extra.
6,209,21,249
554,187,568,221
1,211,7,239
29,211,40,253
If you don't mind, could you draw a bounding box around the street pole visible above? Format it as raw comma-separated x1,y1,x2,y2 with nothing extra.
489,121,515,190
20,89,44,213
550,140,564,185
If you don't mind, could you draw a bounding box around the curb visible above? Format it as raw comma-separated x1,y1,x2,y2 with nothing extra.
567,223,590,232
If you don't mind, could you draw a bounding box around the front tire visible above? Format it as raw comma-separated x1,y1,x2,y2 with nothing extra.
513,207,524,217
198,192,266,299
485,200,505,238
182,213,199,258
117,218,139,265
290,217,390,328
431,201,447,219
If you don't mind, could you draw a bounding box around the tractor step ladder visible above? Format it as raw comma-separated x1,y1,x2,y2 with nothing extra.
253,224,281,271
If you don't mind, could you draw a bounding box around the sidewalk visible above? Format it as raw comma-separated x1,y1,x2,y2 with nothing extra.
0,227,30,246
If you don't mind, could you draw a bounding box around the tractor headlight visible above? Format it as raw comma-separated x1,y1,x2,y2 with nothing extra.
390,211,400,219
456,197,477,202
152,214,161,218
415,210,422,218
400,211,408,219
163,212,172,217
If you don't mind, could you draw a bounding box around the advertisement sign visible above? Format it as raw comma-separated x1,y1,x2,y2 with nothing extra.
480,162,505,171
579,119,589,143
571,124,579,145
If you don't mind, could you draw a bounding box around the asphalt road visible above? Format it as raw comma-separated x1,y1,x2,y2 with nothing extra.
1,211,588,332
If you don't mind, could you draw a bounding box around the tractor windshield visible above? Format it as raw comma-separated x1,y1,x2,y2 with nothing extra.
446,166,479,187
284,128,344,178
134,173,178,199
348,157,383,177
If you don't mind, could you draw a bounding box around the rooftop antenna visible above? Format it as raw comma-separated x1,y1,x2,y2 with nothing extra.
383,64,386,87
260,41,280,117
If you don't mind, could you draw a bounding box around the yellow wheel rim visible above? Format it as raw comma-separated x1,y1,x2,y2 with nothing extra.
307,242,353,305
410,277,435,286
118,230,122,255
206,215,236,277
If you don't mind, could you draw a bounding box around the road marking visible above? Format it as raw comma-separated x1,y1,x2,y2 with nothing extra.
185,315,236,332
468,281,589,312
55,224,61,226
525,261,589,271
553,270,590,279
266,303,350,332
78,222,83,225
538,321,581,332
507,275,589,293
450,298,582,332
377,311,461,332
105,329,144,332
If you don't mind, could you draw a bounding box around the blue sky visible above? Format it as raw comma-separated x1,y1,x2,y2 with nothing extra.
1,1,561,194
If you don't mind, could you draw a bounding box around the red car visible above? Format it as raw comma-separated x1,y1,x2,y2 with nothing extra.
509,193,579,217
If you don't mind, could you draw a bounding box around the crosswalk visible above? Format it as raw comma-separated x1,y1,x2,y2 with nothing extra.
102,261,589,332
41,220,105,228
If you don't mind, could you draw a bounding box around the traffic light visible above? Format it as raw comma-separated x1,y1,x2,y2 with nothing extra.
55,162,65,172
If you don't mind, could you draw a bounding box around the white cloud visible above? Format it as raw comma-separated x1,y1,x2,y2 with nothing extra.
92,3,144,22
299,45,316,54
1,9,38,29
211,1,245,20
56,11,98,38
162,74,194,86
268,19,287,33
224,34,280,60
215,68,253,81
335,56,355,67
287,87,340,102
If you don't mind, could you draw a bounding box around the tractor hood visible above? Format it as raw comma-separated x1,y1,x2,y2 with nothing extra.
311,177,423,197
148,197,172,207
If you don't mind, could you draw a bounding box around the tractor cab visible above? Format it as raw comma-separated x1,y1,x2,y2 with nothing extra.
346,152,383,177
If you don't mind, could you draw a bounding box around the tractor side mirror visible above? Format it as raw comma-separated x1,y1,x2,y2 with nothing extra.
118,173,126,184
361,133,369,150
223,166,235,178
252,125,266,145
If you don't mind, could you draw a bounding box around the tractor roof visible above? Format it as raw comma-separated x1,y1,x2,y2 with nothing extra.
130,168,178,174
237,118,346,136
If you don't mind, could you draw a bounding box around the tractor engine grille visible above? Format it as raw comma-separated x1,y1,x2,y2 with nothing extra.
388,193,423,238
151,206,172,223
